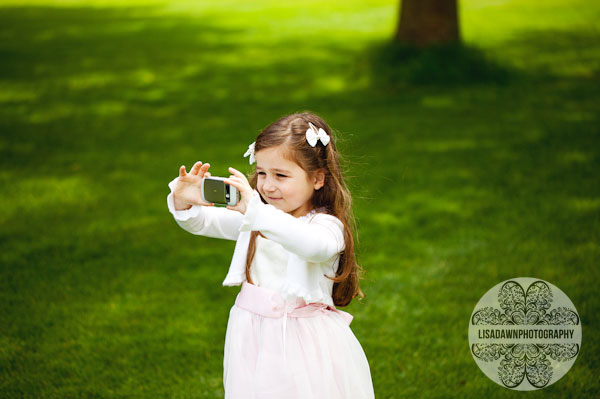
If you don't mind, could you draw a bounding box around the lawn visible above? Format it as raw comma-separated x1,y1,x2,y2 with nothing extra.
1,0,599,398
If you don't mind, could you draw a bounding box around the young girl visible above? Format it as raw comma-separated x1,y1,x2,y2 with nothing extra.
166,112,375,398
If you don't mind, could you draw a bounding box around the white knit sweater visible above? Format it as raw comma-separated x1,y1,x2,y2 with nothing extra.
166,177,345,306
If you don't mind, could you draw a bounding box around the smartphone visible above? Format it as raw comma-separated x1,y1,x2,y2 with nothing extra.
201,176,239,206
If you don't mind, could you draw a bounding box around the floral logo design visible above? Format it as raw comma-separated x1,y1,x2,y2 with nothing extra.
470,280,580,389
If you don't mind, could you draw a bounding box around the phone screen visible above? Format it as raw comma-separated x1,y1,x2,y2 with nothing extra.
204,178,227,204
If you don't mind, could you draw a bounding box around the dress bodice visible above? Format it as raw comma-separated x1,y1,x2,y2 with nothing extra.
248,233,338,307
250,235,291,299
167,178,343,307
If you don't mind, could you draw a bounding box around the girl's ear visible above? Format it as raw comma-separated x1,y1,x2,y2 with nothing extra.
313,168,326,190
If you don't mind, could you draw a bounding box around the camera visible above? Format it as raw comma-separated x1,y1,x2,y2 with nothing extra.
201,176,240,206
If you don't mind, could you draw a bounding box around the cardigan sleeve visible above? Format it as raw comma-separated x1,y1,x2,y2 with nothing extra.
239,190,345,263
167,177,244,241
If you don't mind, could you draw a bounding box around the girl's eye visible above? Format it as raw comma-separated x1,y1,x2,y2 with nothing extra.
257,171,286,178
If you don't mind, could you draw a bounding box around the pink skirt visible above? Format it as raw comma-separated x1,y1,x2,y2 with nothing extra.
223,281,375,399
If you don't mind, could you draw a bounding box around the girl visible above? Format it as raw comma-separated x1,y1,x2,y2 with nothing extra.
167,112,375,398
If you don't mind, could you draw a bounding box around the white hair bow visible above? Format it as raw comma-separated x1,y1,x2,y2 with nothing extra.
243,141,256,164
305,122,330,147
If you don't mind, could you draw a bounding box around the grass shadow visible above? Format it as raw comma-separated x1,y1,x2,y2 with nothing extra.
495,28,600,80
361,40,516,89
1,3,599,398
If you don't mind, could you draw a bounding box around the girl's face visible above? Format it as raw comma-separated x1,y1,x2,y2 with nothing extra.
255,145,324,218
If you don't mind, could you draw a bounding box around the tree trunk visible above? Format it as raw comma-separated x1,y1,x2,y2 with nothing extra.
395,0,460,47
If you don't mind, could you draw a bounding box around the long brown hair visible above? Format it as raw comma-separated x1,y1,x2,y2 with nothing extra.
244,112,365,307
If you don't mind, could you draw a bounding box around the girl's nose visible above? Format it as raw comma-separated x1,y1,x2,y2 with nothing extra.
262,178,276,193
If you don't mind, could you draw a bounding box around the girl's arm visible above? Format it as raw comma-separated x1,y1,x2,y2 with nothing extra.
238,190,345,262
167,177,244,241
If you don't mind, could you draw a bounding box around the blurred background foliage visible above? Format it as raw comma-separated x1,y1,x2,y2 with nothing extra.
1,0,598,398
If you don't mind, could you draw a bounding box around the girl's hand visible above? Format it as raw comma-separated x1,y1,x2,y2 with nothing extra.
173,161,215,210
224,167,253,214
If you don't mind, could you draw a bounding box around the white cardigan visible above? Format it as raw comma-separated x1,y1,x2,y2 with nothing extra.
166,177,345,306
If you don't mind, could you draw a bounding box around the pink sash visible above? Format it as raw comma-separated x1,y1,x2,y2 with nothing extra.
234,281,353,362
235,281,353,324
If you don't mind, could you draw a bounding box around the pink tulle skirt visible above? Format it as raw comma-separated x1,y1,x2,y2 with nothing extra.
223,282,375,399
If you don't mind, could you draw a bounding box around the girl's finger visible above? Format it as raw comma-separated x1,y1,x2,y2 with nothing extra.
190,161,203,175
226,180,243,194
224,178,235,187
228,176,243,185
179,165,187,177
199,163,210,177
229,167,249,183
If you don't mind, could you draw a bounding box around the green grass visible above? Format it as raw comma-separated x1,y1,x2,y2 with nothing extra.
1,0,599,397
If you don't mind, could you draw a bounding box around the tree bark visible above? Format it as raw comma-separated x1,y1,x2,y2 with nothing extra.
395,0,460,47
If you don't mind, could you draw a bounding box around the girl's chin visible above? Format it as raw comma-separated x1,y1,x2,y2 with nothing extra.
269,201,289,212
